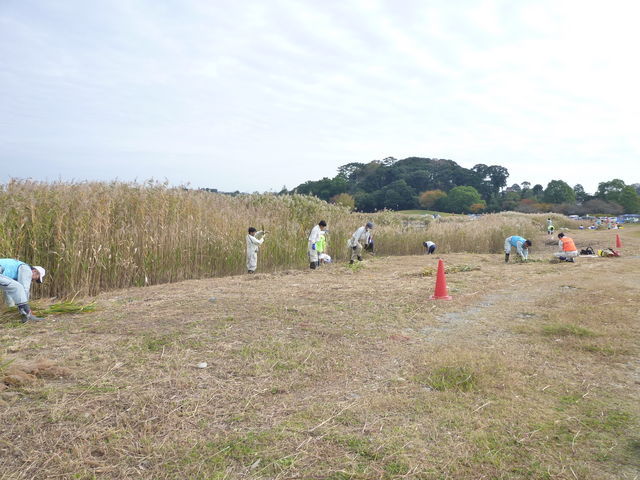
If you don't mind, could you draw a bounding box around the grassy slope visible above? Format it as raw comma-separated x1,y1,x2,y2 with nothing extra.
1,226,639,479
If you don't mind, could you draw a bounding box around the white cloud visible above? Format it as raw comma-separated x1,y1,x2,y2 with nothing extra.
1,0,639,193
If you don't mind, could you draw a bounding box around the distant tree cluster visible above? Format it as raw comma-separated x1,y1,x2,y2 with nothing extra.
506,178,640,215
290,157,640,214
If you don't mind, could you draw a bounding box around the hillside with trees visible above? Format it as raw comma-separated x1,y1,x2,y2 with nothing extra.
291,157,640,215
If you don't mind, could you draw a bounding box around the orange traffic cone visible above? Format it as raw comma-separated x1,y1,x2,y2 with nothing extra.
430,259,452,300
616,234,622,248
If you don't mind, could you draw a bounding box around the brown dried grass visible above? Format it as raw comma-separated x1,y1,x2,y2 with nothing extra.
2,359,72,387
0,225,638,479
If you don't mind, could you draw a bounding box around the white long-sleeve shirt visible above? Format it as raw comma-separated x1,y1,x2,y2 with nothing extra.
308,225,322,244
349,226,370,247
246,232,264,256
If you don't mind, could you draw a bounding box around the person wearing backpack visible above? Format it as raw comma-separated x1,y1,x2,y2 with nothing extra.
554,232,578,262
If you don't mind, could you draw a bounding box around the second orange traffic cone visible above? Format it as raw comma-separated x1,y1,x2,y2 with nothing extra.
616,234,622,248
430,259,452,300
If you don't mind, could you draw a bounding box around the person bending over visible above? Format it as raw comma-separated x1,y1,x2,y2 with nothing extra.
504,236,532,262
0,258,46,322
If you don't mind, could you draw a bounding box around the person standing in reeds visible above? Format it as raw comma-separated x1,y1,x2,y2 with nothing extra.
547,218,555,238
246,227,266,274
308,220,327,269
347,222,374,264
0,258,46,322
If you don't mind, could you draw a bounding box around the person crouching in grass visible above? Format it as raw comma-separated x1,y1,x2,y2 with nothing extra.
554,232,578,263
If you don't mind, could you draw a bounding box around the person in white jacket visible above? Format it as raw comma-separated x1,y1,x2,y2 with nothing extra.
348,222,373,264
423,240,437,254
246,227,266,273
308,220,327,269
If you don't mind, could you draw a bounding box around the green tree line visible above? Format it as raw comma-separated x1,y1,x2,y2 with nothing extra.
291,157,640,214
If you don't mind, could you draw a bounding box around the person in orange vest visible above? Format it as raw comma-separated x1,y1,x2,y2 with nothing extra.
554,232,578,262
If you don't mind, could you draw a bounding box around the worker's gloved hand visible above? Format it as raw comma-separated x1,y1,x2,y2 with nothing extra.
312,243,316,250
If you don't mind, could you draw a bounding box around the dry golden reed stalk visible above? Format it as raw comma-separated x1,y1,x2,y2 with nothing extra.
0,180,575,298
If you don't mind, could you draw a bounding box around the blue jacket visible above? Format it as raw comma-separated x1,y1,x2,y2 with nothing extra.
0,258,28,280
508,236,527,248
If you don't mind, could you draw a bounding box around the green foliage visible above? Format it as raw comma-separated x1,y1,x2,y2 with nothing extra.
381,180,416,210
36,301,96,315
142,335,174,352
421,264,480,276
544,180,576,204
421,366,477,392
596,178,626,203
294,176,348,202
618,186,640,213
441,186,484,213
294,157,502,212
501,191,521,211
573,183,588,203
541,324,597,337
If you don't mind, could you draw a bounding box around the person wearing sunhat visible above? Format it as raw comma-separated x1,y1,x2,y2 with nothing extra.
0,258,46,322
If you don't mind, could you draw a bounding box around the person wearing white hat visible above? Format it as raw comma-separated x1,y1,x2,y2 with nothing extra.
0,258,46,322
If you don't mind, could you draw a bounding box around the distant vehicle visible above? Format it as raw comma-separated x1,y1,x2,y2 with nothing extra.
619,214,640,223
568,214,580,219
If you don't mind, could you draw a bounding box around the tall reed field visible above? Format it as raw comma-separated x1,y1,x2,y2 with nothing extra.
0,180,577,298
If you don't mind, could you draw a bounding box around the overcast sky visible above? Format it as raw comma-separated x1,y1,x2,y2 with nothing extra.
1,0,639,194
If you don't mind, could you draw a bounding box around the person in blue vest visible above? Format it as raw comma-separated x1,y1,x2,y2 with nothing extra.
503,236,532,262
0,258,46,322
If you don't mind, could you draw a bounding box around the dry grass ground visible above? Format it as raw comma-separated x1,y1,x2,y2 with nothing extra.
1,226,639,479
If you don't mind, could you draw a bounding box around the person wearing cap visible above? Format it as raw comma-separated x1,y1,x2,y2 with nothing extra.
504,236,532,262
308,220,327,269
554,232,578,262
0,258,46,322
347,222,374,264
246,227,266,274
